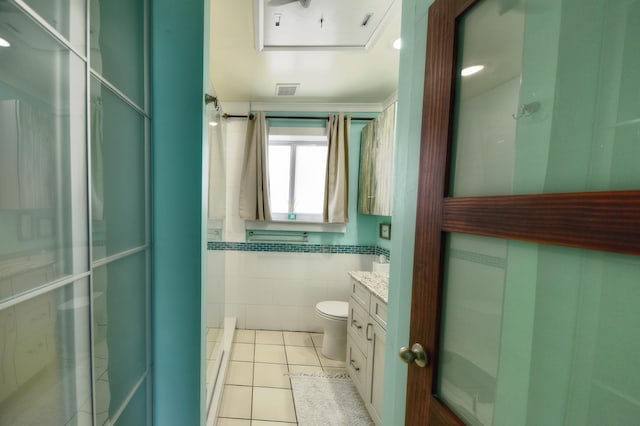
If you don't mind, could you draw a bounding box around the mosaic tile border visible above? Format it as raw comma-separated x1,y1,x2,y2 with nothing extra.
375,246,390,260
208,241,391,260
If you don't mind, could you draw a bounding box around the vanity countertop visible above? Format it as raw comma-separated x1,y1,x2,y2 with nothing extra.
348,271,389,304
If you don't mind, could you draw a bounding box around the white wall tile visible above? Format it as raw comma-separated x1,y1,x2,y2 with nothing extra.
326,280,352,302
226,278,275,305
296,307,323,332
207,303,225,328
224,252,371,332
246,305,299,331
225,304,246,329
270,279,328,307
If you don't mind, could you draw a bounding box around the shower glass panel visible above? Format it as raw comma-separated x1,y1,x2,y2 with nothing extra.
1,0,151,423
89,0,146,108
449,0,640,198
206,104,226,407
93,252,147,425
0,1,88,302
90,77,146,261
438,233,640,425
115,378,149,426
21,0,86,53
0,280,92,425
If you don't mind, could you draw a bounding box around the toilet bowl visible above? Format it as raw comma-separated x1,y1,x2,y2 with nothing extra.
315,300,349,361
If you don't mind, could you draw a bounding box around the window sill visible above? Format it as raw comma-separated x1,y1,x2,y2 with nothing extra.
245,220,346,233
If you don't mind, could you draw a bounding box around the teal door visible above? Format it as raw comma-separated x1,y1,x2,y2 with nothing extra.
406,0,640,424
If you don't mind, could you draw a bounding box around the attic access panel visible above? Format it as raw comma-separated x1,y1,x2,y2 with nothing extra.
255,0,399,51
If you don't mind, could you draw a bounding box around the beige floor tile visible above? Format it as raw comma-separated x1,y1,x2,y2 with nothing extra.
253,363,291,389
310,333,323,347
283,331,314,347
254,344,287,364
226,361,254,386
255,330,284,345
234,329,256,343
317,351,346,368
285,346,320,366
251,421,296,425
288,364,324,375
218,385,252,419
231,343,255,362
252,387,297,423
217,418,251,426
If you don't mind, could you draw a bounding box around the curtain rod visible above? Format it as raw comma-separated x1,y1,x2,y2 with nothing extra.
222,113,374,121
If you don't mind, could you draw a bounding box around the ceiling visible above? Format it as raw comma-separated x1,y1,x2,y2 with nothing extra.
209,0,402,104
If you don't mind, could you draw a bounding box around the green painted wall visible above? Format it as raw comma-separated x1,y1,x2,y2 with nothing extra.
382,0,432,423
151,0,205,424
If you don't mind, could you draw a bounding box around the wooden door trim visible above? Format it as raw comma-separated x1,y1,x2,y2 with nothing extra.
406,0,460,423
442,191,640,255
429,396,466,425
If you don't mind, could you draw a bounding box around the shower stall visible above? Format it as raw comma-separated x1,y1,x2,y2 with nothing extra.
204,95,229,419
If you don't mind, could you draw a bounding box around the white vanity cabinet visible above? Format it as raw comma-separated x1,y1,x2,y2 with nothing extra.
346,274,388,426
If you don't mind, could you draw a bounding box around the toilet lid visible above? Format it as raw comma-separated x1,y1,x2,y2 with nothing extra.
316,301,348,319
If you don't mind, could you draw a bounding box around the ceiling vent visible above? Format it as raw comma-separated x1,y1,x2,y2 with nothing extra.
275,83,299,96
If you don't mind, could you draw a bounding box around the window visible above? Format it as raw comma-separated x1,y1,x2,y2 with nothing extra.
268,127,328,222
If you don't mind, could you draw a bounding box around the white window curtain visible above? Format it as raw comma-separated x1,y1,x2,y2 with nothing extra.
324,112,350,223
91,95,104,220
358,102,395,215
17,100,55,209
239,112,271,220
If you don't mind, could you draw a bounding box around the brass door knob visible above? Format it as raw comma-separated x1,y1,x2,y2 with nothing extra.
399,343,428,368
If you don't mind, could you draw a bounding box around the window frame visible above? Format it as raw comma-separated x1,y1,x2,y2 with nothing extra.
267,127,329,223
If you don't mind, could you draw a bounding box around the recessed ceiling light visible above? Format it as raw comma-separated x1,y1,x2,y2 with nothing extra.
0,37,10,48
209,121,218,127
393,38,402,50
461,65,484,77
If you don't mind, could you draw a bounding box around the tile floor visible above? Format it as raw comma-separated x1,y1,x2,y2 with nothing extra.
216,329,347,425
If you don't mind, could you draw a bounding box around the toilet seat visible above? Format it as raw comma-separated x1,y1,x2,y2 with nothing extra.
315,301,348,321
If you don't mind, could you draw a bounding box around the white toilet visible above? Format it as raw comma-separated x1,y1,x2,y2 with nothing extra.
315,300,349,361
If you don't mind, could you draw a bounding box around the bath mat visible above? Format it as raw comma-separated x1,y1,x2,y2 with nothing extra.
289,373,374,426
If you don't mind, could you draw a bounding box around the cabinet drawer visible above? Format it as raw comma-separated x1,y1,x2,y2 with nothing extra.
350,280,370,310
348,298,368,351
370,296,387,330
346,340,367,395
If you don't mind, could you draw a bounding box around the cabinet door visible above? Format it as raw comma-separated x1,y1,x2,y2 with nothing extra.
347,338,368,396
348,297,369,351
366,319,386,425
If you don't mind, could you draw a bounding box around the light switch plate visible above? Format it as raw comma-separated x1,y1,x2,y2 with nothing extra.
379,223,391,240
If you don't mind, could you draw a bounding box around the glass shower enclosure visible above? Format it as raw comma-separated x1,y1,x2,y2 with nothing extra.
205,97,226,416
